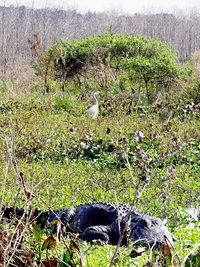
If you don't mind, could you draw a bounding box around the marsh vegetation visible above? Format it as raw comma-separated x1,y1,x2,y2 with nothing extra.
0,33,199,266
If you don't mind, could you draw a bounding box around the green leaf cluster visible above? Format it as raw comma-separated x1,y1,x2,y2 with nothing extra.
39,33,182,101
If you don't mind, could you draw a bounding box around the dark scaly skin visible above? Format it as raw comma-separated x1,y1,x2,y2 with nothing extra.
1,202,173,248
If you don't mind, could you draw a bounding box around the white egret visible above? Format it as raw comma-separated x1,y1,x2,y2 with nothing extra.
86,92,99,119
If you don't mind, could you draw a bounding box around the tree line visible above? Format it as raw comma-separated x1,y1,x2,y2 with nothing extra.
0,5,200,79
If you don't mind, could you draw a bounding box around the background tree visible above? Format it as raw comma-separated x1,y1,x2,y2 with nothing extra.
38,33,182,104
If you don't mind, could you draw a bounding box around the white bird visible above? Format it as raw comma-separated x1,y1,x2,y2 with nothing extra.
86,92,99,119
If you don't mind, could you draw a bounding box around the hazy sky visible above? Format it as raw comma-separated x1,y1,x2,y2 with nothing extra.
2,0,200,14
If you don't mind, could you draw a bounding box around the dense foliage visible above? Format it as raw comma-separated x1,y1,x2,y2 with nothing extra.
38,34,182,102
0,34,199,266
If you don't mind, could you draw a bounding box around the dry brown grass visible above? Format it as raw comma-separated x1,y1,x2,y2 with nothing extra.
192,49,200,76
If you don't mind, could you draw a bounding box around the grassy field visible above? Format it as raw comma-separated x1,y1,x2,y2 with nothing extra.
0,88,199,266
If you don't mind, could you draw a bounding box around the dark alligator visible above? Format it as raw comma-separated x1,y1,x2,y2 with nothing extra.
1,202,173,248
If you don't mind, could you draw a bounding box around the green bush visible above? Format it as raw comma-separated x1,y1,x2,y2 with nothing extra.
54,96,73,111
38,34,182,102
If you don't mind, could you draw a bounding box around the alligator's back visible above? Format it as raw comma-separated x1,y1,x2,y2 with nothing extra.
69,202,131,232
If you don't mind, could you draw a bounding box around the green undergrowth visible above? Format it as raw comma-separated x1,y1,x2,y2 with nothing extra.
0,32,200,266
0,93,199,266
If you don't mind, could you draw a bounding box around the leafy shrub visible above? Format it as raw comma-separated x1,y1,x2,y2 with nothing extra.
54,96,73,111
38,34,182,103
0,80,4,94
